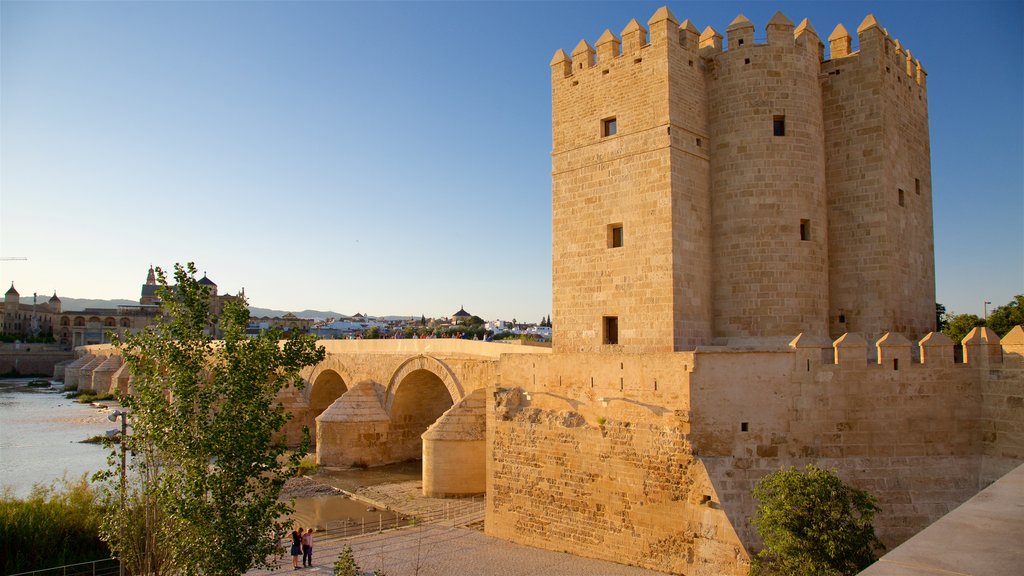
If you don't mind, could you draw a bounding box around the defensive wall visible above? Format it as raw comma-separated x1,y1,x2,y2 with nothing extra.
0,344,73,376
486,327,1024,574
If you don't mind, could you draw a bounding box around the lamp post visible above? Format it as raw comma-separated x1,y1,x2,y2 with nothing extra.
107,409,129,576
984,301,992,321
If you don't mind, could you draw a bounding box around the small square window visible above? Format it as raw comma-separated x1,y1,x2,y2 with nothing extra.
898,188,905,207
603,316,619,345
608,224,623,248
602,117,617,137
800,219,810,241
744,58,750,65
773,115,785,136
738,39,744,46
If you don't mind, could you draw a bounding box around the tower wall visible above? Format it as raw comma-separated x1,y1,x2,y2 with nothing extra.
551,9,935,352
707,17,830,341
551,10,713,353
823,19,935,342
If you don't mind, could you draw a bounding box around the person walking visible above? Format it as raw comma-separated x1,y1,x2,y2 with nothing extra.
301,527,314,567
290,529,302,569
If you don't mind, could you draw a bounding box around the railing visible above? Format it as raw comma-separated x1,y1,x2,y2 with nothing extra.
8,558,120,576
324,495,485,539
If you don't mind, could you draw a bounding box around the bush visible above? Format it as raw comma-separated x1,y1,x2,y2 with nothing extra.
751,464,883,576
333,544,360,576
0,476,109,574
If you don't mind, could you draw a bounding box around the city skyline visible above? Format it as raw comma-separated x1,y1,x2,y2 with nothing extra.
2,1,1021,322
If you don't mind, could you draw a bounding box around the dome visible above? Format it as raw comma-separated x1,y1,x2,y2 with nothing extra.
49,292,61,303
5,283,18,297
198,274,217,287
452,306,471,318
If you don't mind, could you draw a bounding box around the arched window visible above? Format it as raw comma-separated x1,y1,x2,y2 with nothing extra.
74,317,85,327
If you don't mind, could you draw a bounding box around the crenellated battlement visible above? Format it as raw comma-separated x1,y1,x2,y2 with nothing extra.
825,14,927,90
552,8,926,90
790,328,1021,370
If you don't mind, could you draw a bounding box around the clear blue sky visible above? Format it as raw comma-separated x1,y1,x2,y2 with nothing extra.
1,1,1021,322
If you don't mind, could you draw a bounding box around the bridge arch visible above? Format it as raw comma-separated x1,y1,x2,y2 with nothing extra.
384,354,464,415
309,369,348,419
384,355,463,462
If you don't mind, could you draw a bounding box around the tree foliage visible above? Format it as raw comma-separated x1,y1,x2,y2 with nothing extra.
941,313,985,344
99,263,325,575
751,465,883,576
987,295,1024,337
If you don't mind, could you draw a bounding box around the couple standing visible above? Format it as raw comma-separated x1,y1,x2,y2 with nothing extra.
290,527,314,569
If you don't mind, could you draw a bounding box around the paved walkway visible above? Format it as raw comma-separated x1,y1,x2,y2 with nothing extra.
246,524,670,576
858,462,1024,576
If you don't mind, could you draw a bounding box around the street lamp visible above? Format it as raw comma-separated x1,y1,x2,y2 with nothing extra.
984,301,992,321
107,409,129,576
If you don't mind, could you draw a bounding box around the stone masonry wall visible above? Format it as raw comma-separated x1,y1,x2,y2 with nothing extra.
488,351,751,575
823,18,935,343
551,10,715,354
0,349,74,377
689,348,988,548
487,335,1024,571
707,15,830,340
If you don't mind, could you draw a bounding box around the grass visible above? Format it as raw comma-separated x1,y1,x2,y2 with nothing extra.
0,476,110,574
81,434,120,445
296,453,319,475
65,390,116,403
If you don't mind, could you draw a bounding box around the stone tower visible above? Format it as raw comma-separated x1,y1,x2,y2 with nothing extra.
550,7,935,353
822,16,935,342
551,7,713,353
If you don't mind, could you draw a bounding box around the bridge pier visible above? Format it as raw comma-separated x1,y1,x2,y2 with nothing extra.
422,388,487,497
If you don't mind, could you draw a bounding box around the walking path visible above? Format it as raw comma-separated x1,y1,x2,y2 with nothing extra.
246,523,671,576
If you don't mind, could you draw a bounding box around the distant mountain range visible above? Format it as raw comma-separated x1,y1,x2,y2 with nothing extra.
53,297,412,322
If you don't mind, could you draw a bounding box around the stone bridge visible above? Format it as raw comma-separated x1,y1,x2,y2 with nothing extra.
66,339,547,497
279,340,546,497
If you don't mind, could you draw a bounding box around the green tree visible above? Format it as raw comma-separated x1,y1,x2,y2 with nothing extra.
942,312,985,344
333,544,360,576
751,464,883,576
986,295,1024,336
99,263,325,575
365,326,381,339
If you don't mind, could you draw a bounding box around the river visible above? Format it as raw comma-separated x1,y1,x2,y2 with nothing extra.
0,378,114,497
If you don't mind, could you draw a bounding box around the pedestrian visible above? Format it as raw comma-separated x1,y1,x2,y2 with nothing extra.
290,528,302,569
302,527,314,567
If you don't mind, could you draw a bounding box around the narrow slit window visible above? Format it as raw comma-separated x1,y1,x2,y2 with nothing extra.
608,224,624,248
773,115,785,136
603,316,619,345
602,117,617,137
915,178,921,195
898,188,905,207
800,219,810,241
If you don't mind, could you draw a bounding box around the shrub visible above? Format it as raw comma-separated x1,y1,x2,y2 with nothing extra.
0,476,109,574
